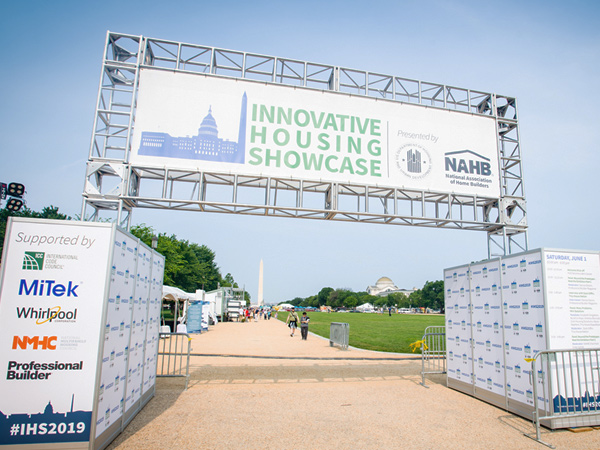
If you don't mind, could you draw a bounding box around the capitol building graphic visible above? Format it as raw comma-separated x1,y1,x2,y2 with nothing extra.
138,93,247,164
0,397,91,444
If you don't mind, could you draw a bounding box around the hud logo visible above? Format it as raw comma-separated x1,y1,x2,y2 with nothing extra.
445,150,491,175
395,143,432,179
22,252,45,271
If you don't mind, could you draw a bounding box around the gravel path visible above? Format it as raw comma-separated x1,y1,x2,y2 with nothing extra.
106,318,600,450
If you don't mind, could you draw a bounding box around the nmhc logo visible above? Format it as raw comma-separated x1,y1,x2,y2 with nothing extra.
445,150,491,175
22,252,45,271
12,335,57,350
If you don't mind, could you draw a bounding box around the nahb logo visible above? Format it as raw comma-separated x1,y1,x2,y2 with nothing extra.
12,335,57,350
445,150,491,175
22,252,45,271
18,279,79,297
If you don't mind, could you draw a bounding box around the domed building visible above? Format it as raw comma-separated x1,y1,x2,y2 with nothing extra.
366,277,416,297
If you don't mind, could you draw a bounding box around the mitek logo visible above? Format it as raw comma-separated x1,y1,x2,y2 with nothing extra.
12,336,57,350
22,252,45,270
18,279,79,297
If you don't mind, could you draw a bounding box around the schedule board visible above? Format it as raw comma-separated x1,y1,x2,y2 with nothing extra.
445,248,600,427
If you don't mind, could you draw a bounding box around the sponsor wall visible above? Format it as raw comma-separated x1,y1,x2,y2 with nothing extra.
0,219,164,449
445,248,600,426
130,70,501,198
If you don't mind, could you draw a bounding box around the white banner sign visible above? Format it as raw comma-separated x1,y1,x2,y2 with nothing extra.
0,220,111,445
545,251,600,348
131,70,501,197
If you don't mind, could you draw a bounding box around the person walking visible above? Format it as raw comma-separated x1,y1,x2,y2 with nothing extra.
286,307,300,337
300,311,310,340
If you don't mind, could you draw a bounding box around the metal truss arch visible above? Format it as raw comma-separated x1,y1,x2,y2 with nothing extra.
82,31,528,257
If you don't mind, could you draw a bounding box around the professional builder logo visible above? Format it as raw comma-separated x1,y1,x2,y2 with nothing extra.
22,252,45,270
6,359,84,380
395,143,432,179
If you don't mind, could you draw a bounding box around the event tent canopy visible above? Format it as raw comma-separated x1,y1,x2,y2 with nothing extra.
162,286,193,301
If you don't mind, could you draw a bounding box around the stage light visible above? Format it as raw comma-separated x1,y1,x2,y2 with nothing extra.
6,198,24,212
7,182,25,197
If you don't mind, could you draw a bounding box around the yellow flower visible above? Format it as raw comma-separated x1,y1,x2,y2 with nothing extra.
409,340,428,352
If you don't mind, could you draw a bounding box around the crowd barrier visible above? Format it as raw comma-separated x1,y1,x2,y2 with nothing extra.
420,326,446,387
157,332,192,390
526,348,600,448
330,322,349,350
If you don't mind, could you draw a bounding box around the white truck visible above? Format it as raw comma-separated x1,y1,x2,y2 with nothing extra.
203,286,246,322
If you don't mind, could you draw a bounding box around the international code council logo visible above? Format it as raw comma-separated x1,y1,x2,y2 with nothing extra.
395,143,432,179
23,252,45,270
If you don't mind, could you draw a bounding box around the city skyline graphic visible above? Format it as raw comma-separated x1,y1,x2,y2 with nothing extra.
138,93,247,164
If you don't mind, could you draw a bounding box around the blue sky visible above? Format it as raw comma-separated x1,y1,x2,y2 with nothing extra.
1,0,599,303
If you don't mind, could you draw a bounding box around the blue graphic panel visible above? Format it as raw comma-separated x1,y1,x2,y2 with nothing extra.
138,94,247,163
0,402,91,444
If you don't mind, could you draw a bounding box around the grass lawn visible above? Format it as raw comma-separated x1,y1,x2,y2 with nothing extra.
277,311,444,354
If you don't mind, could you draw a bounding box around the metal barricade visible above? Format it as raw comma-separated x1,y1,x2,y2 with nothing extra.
420,326,446,387
330,322,349,350
526,348,600,448
157,332,192,390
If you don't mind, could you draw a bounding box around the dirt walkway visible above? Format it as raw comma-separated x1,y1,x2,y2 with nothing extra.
107,318,600,450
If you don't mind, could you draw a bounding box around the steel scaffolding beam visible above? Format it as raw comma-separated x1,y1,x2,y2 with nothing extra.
82,31,528,256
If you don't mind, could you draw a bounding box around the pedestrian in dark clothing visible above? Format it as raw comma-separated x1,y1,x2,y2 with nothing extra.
300,311,310,340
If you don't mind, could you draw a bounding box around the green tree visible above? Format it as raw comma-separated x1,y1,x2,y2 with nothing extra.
388,292,410,308
421,280,444,312
307,295,319,308
409,290,424,308
130,224,223,293
329,289,358,308
357,293,378,306
345,293,358,309
374,296,387,308
289,297,304,307
317,287,334,306
222,273,236,287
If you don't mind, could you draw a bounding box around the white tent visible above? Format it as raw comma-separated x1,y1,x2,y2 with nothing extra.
356,303,375,312
162,286,192,301
161,286,194,332
276,303,295,310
